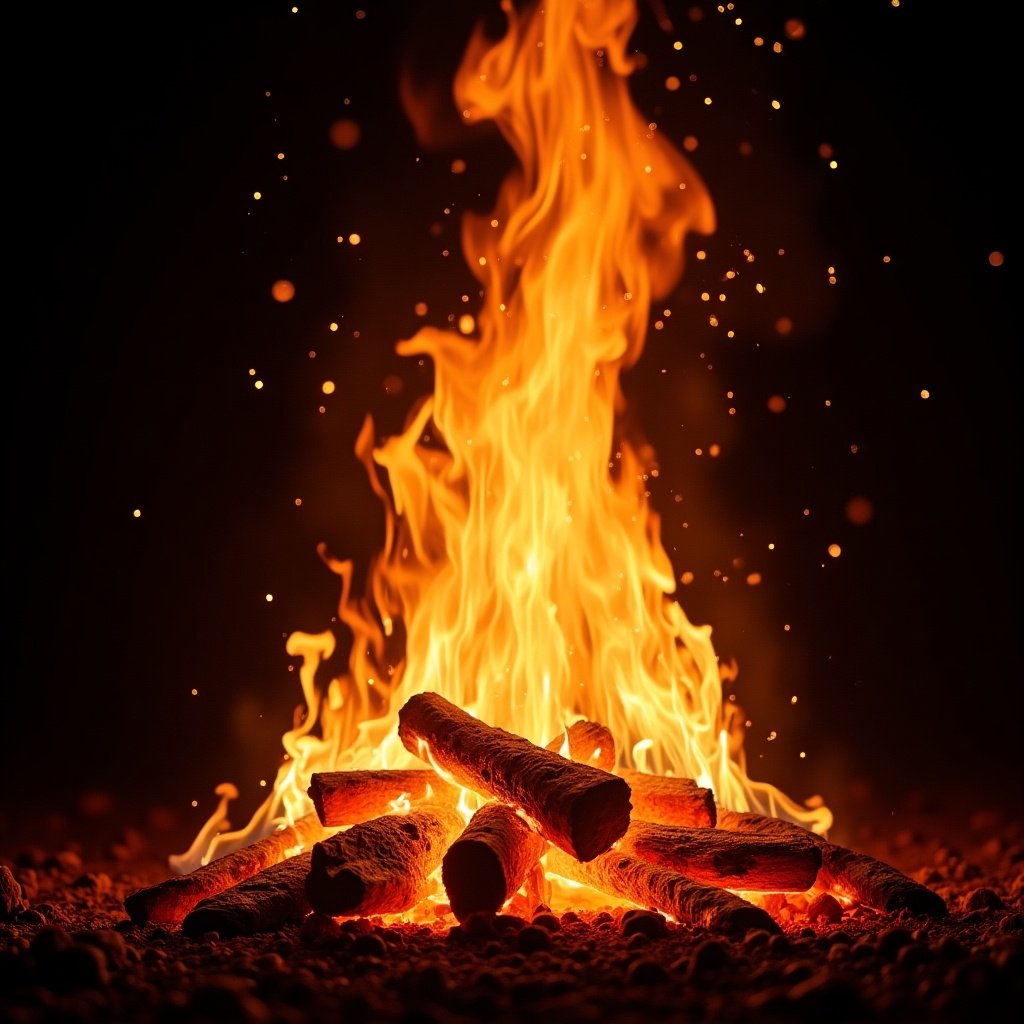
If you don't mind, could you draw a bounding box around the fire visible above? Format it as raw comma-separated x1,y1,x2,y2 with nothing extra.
178,0,831,875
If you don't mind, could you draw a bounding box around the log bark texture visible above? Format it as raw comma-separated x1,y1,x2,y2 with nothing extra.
619,770,717,828
305,805,464,918
123,813,326,926
545,720,616,772
308,769,454,827
181,852,311,938
618,819,821,891
545,846,779,936
717,809,947,916
397,692,632,861
441,803,547,921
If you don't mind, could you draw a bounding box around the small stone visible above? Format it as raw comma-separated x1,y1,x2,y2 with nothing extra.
47,851,83,876
531,912,560,932
461,912,497,939
39,943,109,993
877,927,913,959
627,959,668,985
30,926,74,958
299,912,341,944
692,938,731,972
351,932,387,957
962,887,1005,912
743,929,772,950
620,909,668,938
806,892,844,924
0,865,26,920
516,925,551,953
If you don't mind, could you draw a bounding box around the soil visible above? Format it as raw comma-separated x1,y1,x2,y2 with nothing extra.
1,791,1021,1023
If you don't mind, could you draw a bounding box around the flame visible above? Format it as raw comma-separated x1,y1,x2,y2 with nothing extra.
177,0,830,874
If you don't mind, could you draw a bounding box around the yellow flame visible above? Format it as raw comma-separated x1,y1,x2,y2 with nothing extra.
177,0,830,874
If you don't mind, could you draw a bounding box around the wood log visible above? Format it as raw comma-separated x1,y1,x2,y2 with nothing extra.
441,803,547,921
619,770,717,828
617,819,821,891
717,809,947,916
123,813,327,925
545,846,779,936
545,720,616,771
397,692,632,861
181,852,311,938
305,805,464,917
308,769,455,826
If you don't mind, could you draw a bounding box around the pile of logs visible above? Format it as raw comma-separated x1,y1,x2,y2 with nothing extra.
124,692,946,938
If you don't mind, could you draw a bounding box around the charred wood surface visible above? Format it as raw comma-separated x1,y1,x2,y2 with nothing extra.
545,720,616,772
619,770,717,828
397,692,632,861
308,769,454,827
441,803,547,921
618,819,821,891
181,852,311,938
123,814,326,926
545,846,779,937
305,806,463,918
717,809,947,916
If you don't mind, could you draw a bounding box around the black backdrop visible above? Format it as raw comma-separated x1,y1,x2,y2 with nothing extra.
6,1,1018,841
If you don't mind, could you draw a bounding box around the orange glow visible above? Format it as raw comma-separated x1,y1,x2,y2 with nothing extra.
845,496,874,526
784,18,806,40
329,118,361,150
271,280,296,303
767,395,787,413
179,0,831,877
988,251,1004,267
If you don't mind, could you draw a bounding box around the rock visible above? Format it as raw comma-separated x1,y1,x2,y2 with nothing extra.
962,887,1005,912
531,912,560,932
620,909,668,938
0,865,26,920
351,932,388,957
516,925,552,953
38,943,109,993
627,959,668,985
691,938,731,972
806,892,844,924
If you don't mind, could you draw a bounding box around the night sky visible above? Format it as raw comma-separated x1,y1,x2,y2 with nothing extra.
7,1,1017,842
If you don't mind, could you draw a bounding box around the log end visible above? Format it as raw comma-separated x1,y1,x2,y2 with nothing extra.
442,839,507,922
570,776,633,862
307,775,328,825
305,843,367,917
123,886,183,927
888,885,948,918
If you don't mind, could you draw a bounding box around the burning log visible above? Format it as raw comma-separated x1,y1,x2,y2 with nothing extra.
545,720,616,771
617,819,821,891
305,805,464,917
123,813,327,925
397,692,632,861
441,803,547,921
545,846,779,937
619,770,717,828
181,852,311,938
718,809,947,916
307,769,455,826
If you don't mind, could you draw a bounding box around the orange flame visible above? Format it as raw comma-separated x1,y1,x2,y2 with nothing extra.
178,0,830,873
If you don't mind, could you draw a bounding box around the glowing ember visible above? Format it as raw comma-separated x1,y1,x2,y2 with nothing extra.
177,0,832,895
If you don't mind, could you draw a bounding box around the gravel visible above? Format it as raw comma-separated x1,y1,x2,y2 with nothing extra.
1,796,1020,1023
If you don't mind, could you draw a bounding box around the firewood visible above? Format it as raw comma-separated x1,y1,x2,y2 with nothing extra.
397,692,632,861
617,819,821,891
441,803,547,921
545,720,616,771
305,805,464,917
123,813,327,926
308,769,455,826
619,770,717,828
717,809,947,916
181,852,311,938
545,846,779,936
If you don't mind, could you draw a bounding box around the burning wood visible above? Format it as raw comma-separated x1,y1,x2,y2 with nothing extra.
545,720,616,771
718,810,947,916
545,846,779,937
307,769,454,826
305,805,464,917
123,813,326,925
617,819,821,892
619,770,717,828
545,720,716,829
441,803,547,922
397,692,632,861
181,852,311,938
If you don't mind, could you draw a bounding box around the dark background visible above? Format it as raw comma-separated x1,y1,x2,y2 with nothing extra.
6,1,1018,845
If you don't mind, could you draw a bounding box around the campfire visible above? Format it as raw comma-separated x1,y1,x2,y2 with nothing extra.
117,0,948,940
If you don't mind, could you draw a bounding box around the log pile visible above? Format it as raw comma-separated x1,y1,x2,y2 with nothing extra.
124,696,947,936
